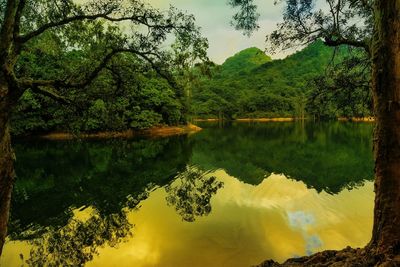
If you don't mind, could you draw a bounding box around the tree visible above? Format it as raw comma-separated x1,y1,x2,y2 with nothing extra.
230,0,399,264
0,0,208,255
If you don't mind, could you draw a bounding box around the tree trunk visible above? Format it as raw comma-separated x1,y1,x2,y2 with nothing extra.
0,47,16,254
369,0,400,256
0,97,15,256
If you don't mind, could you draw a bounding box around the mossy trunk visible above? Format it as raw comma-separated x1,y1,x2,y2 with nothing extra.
369,0,400,256
0,93,15,256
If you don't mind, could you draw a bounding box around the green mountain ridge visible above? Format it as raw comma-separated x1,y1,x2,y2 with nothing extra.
191,40,349,119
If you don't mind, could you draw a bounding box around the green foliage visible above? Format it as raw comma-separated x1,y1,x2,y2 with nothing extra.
228,0,260,35
220,47,272,75
11,50,186,134
129,110,162,129
4,0,209,136
229,0,372,52
191,41,372,119
307,53,372,119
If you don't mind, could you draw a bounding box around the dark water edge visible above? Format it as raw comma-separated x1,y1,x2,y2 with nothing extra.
2,121,375,267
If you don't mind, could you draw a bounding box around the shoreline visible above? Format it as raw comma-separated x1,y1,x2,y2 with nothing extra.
35,124,202,141
338,117,375,122
235,118,295,122
193,118,296,122
193,117,375,122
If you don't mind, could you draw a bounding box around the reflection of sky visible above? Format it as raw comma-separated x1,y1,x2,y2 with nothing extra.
1,171,373,267
287,211,323,255
288,211,316,229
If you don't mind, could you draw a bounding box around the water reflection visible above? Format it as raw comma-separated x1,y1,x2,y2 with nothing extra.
27,210,132,266
2,171,373,267
9,136,192,238
192,122,374,193
165,166,224,222
1,122,375,266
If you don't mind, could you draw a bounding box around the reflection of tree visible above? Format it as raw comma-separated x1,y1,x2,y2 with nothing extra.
165,166,223,222
9,136,192,236
26,210,131,267
193,122,374,193
6,136,193,265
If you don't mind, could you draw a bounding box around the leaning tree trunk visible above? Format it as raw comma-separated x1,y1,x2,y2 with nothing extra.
369,0,400,257
0,86,15,255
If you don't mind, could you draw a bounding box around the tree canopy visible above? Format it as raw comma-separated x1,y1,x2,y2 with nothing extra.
230,0,373,52
1,0,208,106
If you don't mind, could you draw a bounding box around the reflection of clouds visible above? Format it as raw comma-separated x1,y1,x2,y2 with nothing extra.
306,235,323,255
288,211,315,229
287,211,323,256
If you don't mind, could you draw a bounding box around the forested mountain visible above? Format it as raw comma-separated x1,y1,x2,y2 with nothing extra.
191,40,372,119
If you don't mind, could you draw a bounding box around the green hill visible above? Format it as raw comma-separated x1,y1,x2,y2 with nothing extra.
191,40,352,119
220,47,272,75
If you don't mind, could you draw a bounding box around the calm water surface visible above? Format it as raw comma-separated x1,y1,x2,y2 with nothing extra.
1,122,375,267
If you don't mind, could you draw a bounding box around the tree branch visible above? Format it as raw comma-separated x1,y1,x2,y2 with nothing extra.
17,48,177,103
13,0,26,39
0,0,18,53
17,12,181,44
323,36,370,53
30,85,70,104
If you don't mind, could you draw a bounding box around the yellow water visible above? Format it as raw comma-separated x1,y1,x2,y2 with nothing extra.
1,170,374,267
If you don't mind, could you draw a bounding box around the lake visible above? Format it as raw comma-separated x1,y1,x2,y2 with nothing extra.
1,122,375,267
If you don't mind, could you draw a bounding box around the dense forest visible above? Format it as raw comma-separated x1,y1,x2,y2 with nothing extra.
10,39,372,136
10,37,188,136
191,40,372,120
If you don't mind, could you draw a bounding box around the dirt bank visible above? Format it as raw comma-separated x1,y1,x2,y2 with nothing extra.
338,117,375,122
38,124,202,140
236,118,295,122
193,118,296,122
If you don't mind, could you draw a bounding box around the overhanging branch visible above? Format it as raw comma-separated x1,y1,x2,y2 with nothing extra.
17,12,181,44
30,85,70,104
323,37,370,53
17,48,177,103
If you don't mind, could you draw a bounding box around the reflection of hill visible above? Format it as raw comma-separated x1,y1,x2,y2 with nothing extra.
10,136,192,238
191,122,374,193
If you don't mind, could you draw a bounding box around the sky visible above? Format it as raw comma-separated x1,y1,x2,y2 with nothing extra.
145,0,295,64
